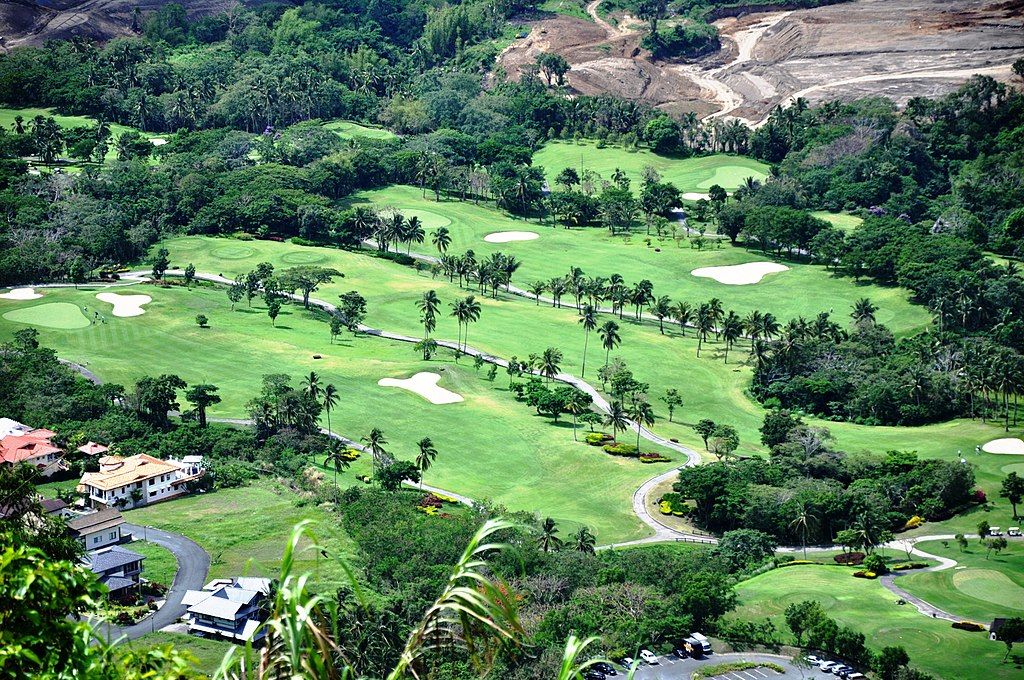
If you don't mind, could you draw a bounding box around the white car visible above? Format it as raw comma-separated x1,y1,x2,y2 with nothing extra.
819,662,837,672
621,657,635,669
639,650,659,665
805,655,821,666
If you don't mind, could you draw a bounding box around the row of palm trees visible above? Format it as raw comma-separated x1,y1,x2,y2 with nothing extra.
373,210,426,254
436,250,522,297
536,517,597,554
324,425,441,492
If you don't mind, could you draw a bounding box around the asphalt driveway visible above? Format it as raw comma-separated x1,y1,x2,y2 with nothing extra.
628,651,816,680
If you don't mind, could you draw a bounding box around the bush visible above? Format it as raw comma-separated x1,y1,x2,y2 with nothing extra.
290,236,322,247
603,442,639,457
659,500,672,515
863,553,887,574
834,551,865,565
901,515,925,531
779,560,815,567
852,570,877,579
640,453,672,463
585,432,612,446
952,621,985,632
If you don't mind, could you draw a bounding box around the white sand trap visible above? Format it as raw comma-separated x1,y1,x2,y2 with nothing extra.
692,262,790,285
378,372,464,405
484,231,539,243
95,292,152,317
682,192,712,201
982,438,1024,455
0,287,43,300
150,138,168,146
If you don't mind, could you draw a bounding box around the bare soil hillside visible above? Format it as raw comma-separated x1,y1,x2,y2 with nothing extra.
498,0,1024,122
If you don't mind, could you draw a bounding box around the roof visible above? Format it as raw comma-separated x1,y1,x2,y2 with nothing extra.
78,441,109,456
0,429,62,465
67,508,123,535
0,417,30,438
87,545,144,573
80,454,183,491
41,498,68,514
188,583,266,619
101,575,137,592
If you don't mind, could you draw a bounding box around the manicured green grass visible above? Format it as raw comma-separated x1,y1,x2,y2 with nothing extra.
348,186,932,335
0,107,158,168
36,477,78,498
322,119,398,141
532,141,770,193
147,235,1020,539
1,284,675,543
125,632,241,677
2,302,90,329
129,540,178,588
124,480,360,591
811,210,864,232
899,540,1024,621
728,564,1018,679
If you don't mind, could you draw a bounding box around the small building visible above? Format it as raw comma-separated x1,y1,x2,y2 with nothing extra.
0,425,66,477
41,498,70,518
182,577,272,643
66,508,125,550
78,454,202,509
86,545,145,601
77,441,109,456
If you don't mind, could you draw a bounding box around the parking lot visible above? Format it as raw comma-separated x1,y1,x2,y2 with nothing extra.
626,652,814,680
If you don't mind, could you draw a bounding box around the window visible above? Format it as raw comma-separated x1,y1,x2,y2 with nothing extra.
109,531,117,540
149,490,156,497
149,479,154,486
93,536,100,544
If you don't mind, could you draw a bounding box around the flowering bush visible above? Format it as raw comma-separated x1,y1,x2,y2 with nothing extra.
416,505,439,516
603,442,639,457
901,515,924,530
431,492,460,504
585,432,612,446
834,552,865,565
420,494,444,509
952,621,985,632
660,500,672,515
339,448,361,462
640,453,672,463
973,489,987,503
852,570,877,579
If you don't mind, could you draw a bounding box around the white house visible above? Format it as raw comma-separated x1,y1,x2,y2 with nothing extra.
66,508,125,550
182,577,272,643
78,454,203,509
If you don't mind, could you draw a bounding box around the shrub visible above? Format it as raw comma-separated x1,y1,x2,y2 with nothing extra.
290,236,322,247
640,453,672,463
973,489,987,503
952,621,985,632
660,500,672,515
852,570,877,579
338,448,361,461
901,515,925,531
863,553,887,574
585,432,612,446
234,232,255,241
834,551,865,565
603,442,639,457
779,560,815,567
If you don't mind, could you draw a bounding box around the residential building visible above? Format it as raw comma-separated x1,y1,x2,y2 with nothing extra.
41,498,71,518
78,454,203,509
78,441,109,456
0,424,66,477
182,577,272,643
85,545,145,601
66,508,125,550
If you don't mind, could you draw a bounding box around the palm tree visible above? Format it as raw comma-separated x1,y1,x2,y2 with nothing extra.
565,389,588,442
721,311,743,363
461,295,481,352
603,400,629,441
415,437,438,489
548,277,567,308
324,440,350,491
537,517,563,553
649,295,671,334
571,526,596,554
851,297,878,325
707,297,724,339
579,304,597,377
362,427,389,479
695,304,714,357
759,312,781,340
628,398,655,452
417,290,441,339
405,216,425,254
789,501,818,559
302,372,321,401
541,347,563,381
432,226,452,254
599,320,621,368
322,384,339,436
672,301,693,336
528,280,547,304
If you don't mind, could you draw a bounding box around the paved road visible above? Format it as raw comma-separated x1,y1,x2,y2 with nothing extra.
628,651,813,680
94,523,210,642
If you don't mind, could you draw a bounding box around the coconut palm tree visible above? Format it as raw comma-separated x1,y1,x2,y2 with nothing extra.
599,320,621,368
432,226,451,254
405,216,425,254
415,437,438,488
579,304,597,377
603,400,629,441
527,280,547,304
321,384,339,436
537,517,563,552
302,372,321,401
461,295,481,352
362,427,389,479
694,304,714,357
628,398,655,452
672,301,693,336
572,526,596,554
789,501,818,559
707,297,724,339
324,440,350,491
417,290,441,339
721,311,743,363
759,312,781,340
565,389,588,442
541,347,563,381
649,295,672,334
851,297,878,325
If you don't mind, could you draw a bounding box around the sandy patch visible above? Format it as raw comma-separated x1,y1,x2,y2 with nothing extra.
150,138,168,146
691,262,789,285
95,292,152,317
484,231,539,243
0,287,43,300
682,192,712,201
982,438,1024,455
378,372,464,405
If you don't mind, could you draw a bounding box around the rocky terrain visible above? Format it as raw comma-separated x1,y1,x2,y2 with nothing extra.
499,0,1024,122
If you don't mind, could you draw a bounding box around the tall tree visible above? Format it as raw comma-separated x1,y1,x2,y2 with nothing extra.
185,383,220,428
362,427,389,479
578,304,598,377
537,517,563,553
599,320,621,368
415,437,438,489
322,384,339,435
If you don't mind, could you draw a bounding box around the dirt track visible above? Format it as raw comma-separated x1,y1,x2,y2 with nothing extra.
498,0,1024,122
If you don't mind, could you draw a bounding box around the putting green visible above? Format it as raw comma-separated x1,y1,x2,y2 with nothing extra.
169,237,205,252
281,250,329,265
3,302,89,329
1000,462,1024,475
394,208,451,229
211,245,257,260
695,165,767,190
811,211,864,232
952,570,1024,610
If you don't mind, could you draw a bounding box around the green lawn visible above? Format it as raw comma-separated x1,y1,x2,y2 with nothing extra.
729,564,1020,679
322,119,398,141
348,186,932,336
533,142,770,193
811,210,864,232
899,539,1024,622
124,632,241,677
1,283,675,544
129,540,178,588
124,480,360,591
2,302,90,329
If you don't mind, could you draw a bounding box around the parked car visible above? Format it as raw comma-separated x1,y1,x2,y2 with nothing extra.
819,661,838,672
990,526,1003,536
582,671,605,680
805,655,821,666
593,662,617,676
832,665,853,675
620,657,635,669
673,648,689,659
639,649,658,665
847,674,865,680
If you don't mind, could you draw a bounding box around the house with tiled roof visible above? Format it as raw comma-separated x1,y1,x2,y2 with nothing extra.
66,508,125,550
182,577,272,642
77,441,109,456
0,423,66,477
85,545,145,600
78,454,203,509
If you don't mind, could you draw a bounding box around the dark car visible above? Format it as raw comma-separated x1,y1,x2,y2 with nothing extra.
593,662,617,676
673,648,689,659
582,670,605,680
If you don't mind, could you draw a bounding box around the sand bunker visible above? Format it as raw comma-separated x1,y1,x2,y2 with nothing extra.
982,438,1024,455
150,138,168,146
691,262,789,285
95,292,152,317
0,287,43,300
682,192,712,201
378,372,464,405
484,231,539,243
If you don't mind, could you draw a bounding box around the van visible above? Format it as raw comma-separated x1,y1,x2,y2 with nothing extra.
689,632,712,654
682,638,704,658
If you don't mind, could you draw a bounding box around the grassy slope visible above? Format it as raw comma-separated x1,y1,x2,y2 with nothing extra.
898,539,1024,621
811,210,864,232
322,119,398,141
2,284,674,543
125,632,241,677
129,540,178,588
532,142,769,193
348,186,931,335
729,565,1017,680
